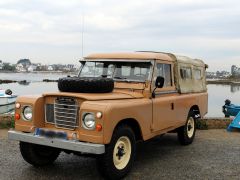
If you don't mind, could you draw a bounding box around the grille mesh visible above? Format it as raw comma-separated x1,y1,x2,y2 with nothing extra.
54,97,79,130
45,104,54,124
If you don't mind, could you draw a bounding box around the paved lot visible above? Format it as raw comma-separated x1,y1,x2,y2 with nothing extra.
1,129,240,180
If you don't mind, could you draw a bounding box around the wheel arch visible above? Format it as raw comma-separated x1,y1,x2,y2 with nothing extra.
190,105,201,118
113,118,143,142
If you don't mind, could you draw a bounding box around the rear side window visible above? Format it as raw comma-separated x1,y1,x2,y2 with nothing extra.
180,67,192,80
156,63,172,87
194,69,202,80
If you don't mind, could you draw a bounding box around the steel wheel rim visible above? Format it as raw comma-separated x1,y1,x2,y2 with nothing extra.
187,117,195,138
113,136,131,170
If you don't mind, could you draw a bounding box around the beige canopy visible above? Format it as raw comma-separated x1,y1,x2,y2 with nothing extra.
171,54,207,94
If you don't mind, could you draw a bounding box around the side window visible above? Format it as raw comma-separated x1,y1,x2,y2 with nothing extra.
107,64,115,77
194,68,202,80
121,66,131,76
180,67,192,80
156,63,172,87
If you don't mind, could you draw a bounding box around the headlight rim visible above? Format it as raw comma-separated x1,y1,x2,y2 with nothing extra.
82,112,96,130
22,106,33,121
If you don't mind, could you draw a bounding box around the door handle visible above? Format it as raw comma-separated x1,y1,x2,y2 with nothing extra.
171,103,174,110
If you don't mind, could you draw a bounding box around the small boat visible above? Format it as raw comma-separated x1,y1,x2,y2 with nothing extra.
0,103,15,114
223,99,240,131
222,99,240,117
0,89,17,107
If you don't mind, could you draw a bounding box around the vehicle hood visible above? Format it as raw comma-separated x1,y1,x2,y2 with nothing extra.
42,90,144,101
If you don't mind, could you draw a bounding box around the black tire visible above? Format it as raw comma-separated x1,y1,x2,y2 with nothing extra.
58,77,114,93
96,125,136,180
20,142,60,166
177,111,196,145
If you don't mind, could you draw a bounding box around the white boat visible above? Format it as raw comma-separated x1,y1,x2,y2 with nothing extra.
0,89,17,106
0,103,15,114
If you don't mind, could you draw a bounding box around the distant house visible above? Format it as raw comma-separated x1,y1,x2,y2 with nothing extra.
17,59,31,67
63,64,75,71
231,65,240,76
16,63,26,72
47,65,54,71
28,64,37,72
16,59,31,72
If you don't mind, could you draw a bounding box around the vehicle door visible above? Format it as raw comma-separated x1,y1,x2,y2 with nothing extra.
152,60,177,131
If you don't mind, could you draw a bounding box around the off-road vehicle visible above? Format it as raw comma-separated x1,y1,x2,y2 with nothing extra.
8,51,208,179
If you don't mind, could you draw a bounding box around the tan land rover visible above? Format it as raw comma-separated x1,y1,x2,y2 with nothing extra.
8,51,208,179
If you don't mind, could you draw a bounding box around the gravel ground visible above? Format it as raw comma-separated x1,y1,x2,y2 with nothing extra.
1,129,240,180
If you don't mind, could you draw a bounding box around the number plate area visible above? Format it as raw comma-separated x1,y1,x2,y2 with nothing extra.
34,128,68,140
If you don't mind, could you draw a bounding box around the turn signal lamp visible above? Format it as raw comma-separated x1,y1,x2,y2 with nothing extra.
96,124,102,131
15,103,21,109
15,113,20,120
96,112,102,119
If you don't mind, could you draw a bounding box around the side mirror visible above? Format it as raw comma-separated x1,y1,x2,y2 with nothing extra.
152,76,164,98
155,76,164,88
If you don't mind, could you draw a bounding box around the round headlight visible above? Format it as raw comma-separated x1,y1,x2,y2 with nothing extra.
83,113,95,129
23,106,33,121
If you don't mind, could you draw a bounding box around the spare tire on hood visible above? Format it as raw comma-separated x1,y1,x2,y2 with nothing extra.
58,77,114,93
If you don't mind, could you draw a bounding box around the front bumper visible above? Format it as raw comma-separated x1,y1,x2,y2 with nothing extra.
8,130,105,154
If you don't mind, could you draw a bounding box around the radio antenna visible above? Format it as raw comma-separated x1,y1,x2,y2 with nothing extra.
81,15,84,59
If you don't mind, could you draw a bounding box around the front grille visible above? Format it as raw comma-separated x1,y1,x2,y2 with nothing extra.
54,97,79,130
45,104,54,124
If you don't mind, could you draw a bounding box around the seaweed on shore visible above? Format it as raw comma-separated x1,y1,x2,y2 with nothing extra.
0,79,17,84
43,79,58,82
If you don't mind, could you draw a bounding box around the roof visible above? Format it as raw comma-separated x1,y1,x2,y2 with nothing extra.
84,52,206,66
85,52,174,62
175,55,205,67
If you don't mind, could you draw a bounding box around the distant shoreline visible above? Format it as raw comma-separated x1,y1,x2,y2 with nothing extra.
207,80,240,85
0,71,76,74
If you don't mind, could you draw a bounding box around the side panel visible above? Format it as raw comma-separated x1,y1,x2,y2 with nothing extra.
174,92,208,125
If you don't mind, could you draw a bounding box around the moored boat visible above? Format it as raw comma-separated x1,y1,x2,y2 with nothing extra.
0,89,17,106
223,99,240,117
0,103,15,114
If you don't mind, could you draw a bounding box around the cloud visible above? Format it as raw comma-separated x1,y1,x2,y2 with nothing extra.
0,0,239,71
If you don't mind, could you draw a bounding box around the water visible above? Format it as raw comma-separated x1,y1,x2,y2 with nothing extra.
0,73,238,117
0,72,75,82
207,84,240,117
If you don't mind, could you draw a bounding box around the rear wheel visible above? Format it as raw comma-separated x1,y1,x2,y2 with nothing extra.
97,125,136,180
20,142,60,166
177,111,196,145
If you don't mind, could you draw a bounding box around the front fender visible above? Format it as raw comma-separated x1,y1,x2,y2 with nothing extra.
103,99,152,144
15,95,44,132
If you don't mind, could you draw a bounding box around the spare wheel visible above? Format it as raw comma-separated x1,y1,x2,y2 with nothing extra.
58,77,114,93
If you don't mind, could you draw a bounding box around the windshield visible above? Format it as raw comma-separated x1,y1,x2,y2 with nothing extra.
79,60,152,82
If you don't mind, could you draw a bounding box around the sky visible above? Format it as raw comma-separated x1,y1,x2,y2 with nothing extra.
0,0,240,71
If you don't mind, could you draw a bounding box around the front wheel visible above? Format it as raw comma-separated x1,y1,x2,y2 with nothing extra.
20,142,60,166
97,125,136,180
177,111,196,145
